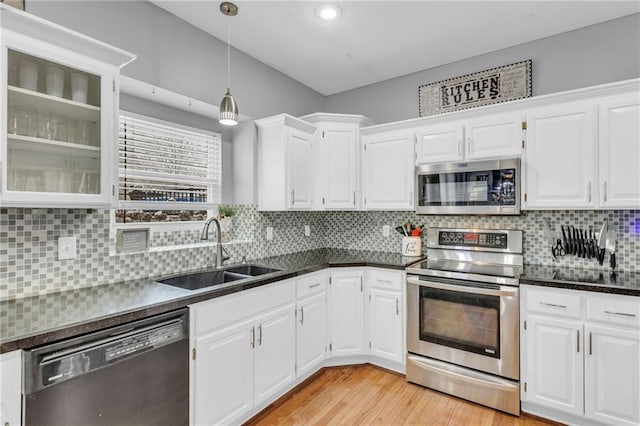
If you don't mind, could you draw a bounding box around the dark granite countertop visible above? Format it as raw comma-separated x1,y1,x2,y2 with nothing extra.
521,265,640,297
0,248,424,354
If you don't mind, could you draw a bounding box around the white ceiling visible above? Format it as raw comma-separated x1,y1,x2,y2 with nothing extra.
150,1,640,96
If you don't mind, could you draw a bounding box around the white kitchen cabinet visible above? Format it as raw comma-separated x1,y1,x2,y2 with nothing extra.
368,288,403,363
521,285,640,426
193,319,255,425
0,350,22,426
361,129,414,210
254,304,297,406
523,101,597,209
296,272,328,377
598,94,640,209
465,112,523,160
330,270,365,356
0,5,135,208
525,314,584,416
415,123,463,164
256,114,316,211
585,324,640,426
300,113,374,210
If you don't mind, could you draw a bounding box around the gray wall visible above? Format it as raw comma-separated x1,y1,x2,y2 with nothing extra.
325,13,640,124
27,0,325,120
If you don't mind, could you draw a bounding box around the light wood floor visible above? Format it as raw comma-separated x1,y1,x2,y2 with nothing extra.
246,365,561,426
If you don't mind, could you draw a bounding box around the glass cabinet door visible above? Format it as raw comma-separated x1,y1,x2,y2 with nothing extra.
5,49,102,196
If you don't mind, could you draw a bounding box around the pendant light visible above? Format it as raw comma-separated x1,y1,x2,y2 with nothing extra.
219,2,238,126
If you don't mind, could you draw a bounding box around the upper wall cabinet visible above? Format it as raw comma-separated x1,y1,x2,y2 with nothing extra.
598,94,640,209
299,113,374,211
415,112,523,165
361,129,415,210
523,101,598,209
0,4,135,208
256,114,316,211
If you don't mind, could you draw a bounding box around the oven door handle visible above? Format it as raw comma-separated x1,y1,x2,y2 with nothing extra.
406,276,518,297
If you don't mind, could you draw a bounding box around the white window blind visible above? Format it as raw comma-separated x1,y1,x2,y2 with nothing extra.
118,114,221,210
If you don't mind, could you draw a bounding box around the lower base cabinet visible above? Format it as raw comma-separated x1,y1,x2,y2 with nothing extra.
0,350,22,426
521,285,640,426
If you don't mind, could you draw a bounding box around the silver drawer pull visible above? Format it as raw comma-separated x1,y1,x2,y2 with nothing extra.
308,283,321,289
377,279,394,285
540,302,567,309
604,310,637,318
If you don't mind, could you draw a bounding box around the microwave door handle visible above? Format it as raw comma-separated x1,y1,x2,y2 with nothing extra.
406,276,517,297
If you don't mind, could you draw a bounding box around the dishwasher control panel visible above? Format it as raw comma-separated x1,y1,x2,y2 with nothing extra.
105,323,183,362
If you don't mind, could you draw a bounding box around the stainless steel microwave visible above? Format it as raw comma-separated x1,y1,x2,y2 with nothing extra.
415,158,520,215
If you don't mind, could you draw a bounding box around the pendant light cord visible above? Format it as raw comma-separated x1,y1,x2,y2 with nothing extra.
227,23,231,90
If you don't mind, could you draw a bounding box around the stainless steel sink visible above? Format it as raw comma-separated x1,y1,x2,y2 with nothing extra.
158,264,281,290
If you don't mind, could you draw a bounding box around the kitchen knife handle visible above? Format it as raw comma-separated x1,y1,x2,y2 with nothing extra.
603,181,607,202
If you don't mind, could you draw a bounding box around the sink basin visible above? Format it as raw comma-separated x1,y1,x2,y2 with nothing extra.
159,270,249,290
223,265,281,276
158,264,281,290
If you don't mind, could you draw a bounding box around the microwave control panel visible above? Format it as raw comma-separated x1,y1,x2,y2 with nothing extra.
438,231,507,249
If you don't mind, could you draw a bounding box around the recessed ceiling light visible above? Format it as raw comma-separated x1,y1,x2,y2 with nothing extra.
317,4,341,21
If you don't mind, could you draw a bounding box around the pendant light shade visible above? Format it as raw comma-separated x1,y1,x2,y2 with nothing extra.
219,2,239,126
219,88,238,126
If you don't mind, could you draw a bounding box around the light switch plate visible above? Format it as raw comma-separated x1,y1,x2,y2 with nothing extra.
266,226,273,240
382,225,390,237
58,237,77,260
304,225,311,236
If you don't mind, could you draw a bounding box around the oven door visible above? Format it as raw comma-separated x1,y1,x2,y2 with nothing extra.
407,275,519,380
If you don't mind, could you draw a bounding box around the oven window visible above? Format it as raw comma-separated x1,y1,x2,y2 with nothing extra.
419,287,500,358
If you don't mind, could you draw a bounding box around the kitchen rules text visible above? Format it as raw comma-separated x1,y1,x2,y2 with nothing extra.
440,75,500,108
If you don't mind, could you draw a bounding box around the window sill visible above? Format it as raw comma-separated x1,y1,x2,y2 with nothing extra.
110,239,253,256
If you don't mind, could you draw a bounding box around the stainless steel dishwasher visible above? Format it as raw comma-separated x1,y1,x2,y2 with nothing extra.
23,308,189,426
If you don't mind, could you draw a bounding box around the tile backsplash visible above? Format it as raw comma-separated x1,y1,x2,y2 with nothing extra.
1,206,638,301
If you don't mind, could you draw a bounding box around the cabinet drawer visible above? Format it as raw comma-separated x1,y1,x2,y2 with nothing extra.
367,269,403,291
297,271,327,299
191,279,295,336
525,287,582,318
586,294,640,328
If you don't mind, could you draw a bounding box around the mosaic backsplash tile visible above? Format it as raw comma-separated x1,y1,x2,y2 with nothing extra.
1,206,638,301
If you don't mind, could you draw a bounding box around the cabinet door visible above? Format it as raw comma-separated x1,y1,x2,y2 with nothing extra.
323,126,358,209
585,324,640,426
362,130,414,210
330,271,365,356
2,44,116,207
524,102,597,209
465,113,523,160
296,292,327,377
525,315,583,416
368,288,403,363
287,127,314,209
415,123,463,164
254,304,296,406
193,319,254,425
599,95,640,209
0,350,21,426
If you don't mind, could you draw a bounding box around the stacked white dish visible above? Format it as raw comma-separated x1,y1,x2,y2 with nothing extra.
18,60,38,91
46,65,65,98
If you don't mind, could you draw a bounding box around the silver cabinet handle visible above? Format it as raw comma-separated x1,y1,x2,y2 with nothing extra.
603,181,607,202
467,137,472,154
300,307,304,325
589,331,593,355
396,298,399,316
540,302,567,309
577,329,580,353
588,182,592,203
291,189,295,206
309,283,321,289
353,191,356,205
360,276,363,292
250,327,255,348
604,310,637,317
258,324,263,346
377,279,394,285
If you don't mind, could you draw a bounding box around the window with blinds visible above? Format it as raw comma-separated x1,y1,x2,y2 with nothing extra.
116,114,221,224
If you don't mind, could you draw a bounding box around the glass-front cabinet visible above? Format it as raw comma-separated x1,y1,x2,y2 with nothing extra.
0,4,135,207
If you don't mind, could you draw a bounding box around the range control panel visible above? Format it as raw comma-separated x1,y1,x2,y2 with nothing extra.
438,231,508,249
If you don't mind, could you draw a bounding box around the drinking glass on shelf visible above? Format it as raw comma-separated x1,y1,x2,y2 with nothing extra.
44,170,60,192
24,170,44,192
56,116,69,142
57,170,73,193
7,169,25,191
72,120,92,145
38,113,57,140
8,107,36,137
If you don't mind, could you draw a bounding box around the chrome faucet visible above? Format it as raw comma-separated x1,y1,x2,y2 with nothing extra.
200,217,230,268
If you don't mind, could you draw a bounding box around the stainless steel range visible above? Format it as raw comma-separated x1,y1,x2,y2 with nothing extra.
405,227,523,416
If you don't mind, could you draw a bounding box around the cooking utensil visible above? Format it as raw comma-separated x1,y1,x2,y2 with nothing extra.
579,228,586,258
395,226,407,236
561,226,568,255
606,229,617,271
597,220,608,265
552,239,565,257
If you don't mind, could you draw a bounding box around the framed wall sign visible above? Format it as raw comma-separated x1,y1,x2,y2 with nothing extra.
419,60,532,116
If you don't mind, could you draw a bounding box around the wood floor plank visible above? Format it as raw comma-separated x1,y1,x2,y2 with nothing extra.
246,365,562,426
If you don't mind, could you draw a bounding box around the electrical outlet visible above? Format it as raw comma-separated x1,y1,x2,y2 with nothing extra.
382,225,390,237
266,226,273,240
304,225,311,236
58,237,77,260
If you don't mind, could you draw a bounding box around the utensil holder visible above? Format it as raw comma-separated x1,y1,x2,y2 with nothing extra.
402,236,421,257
